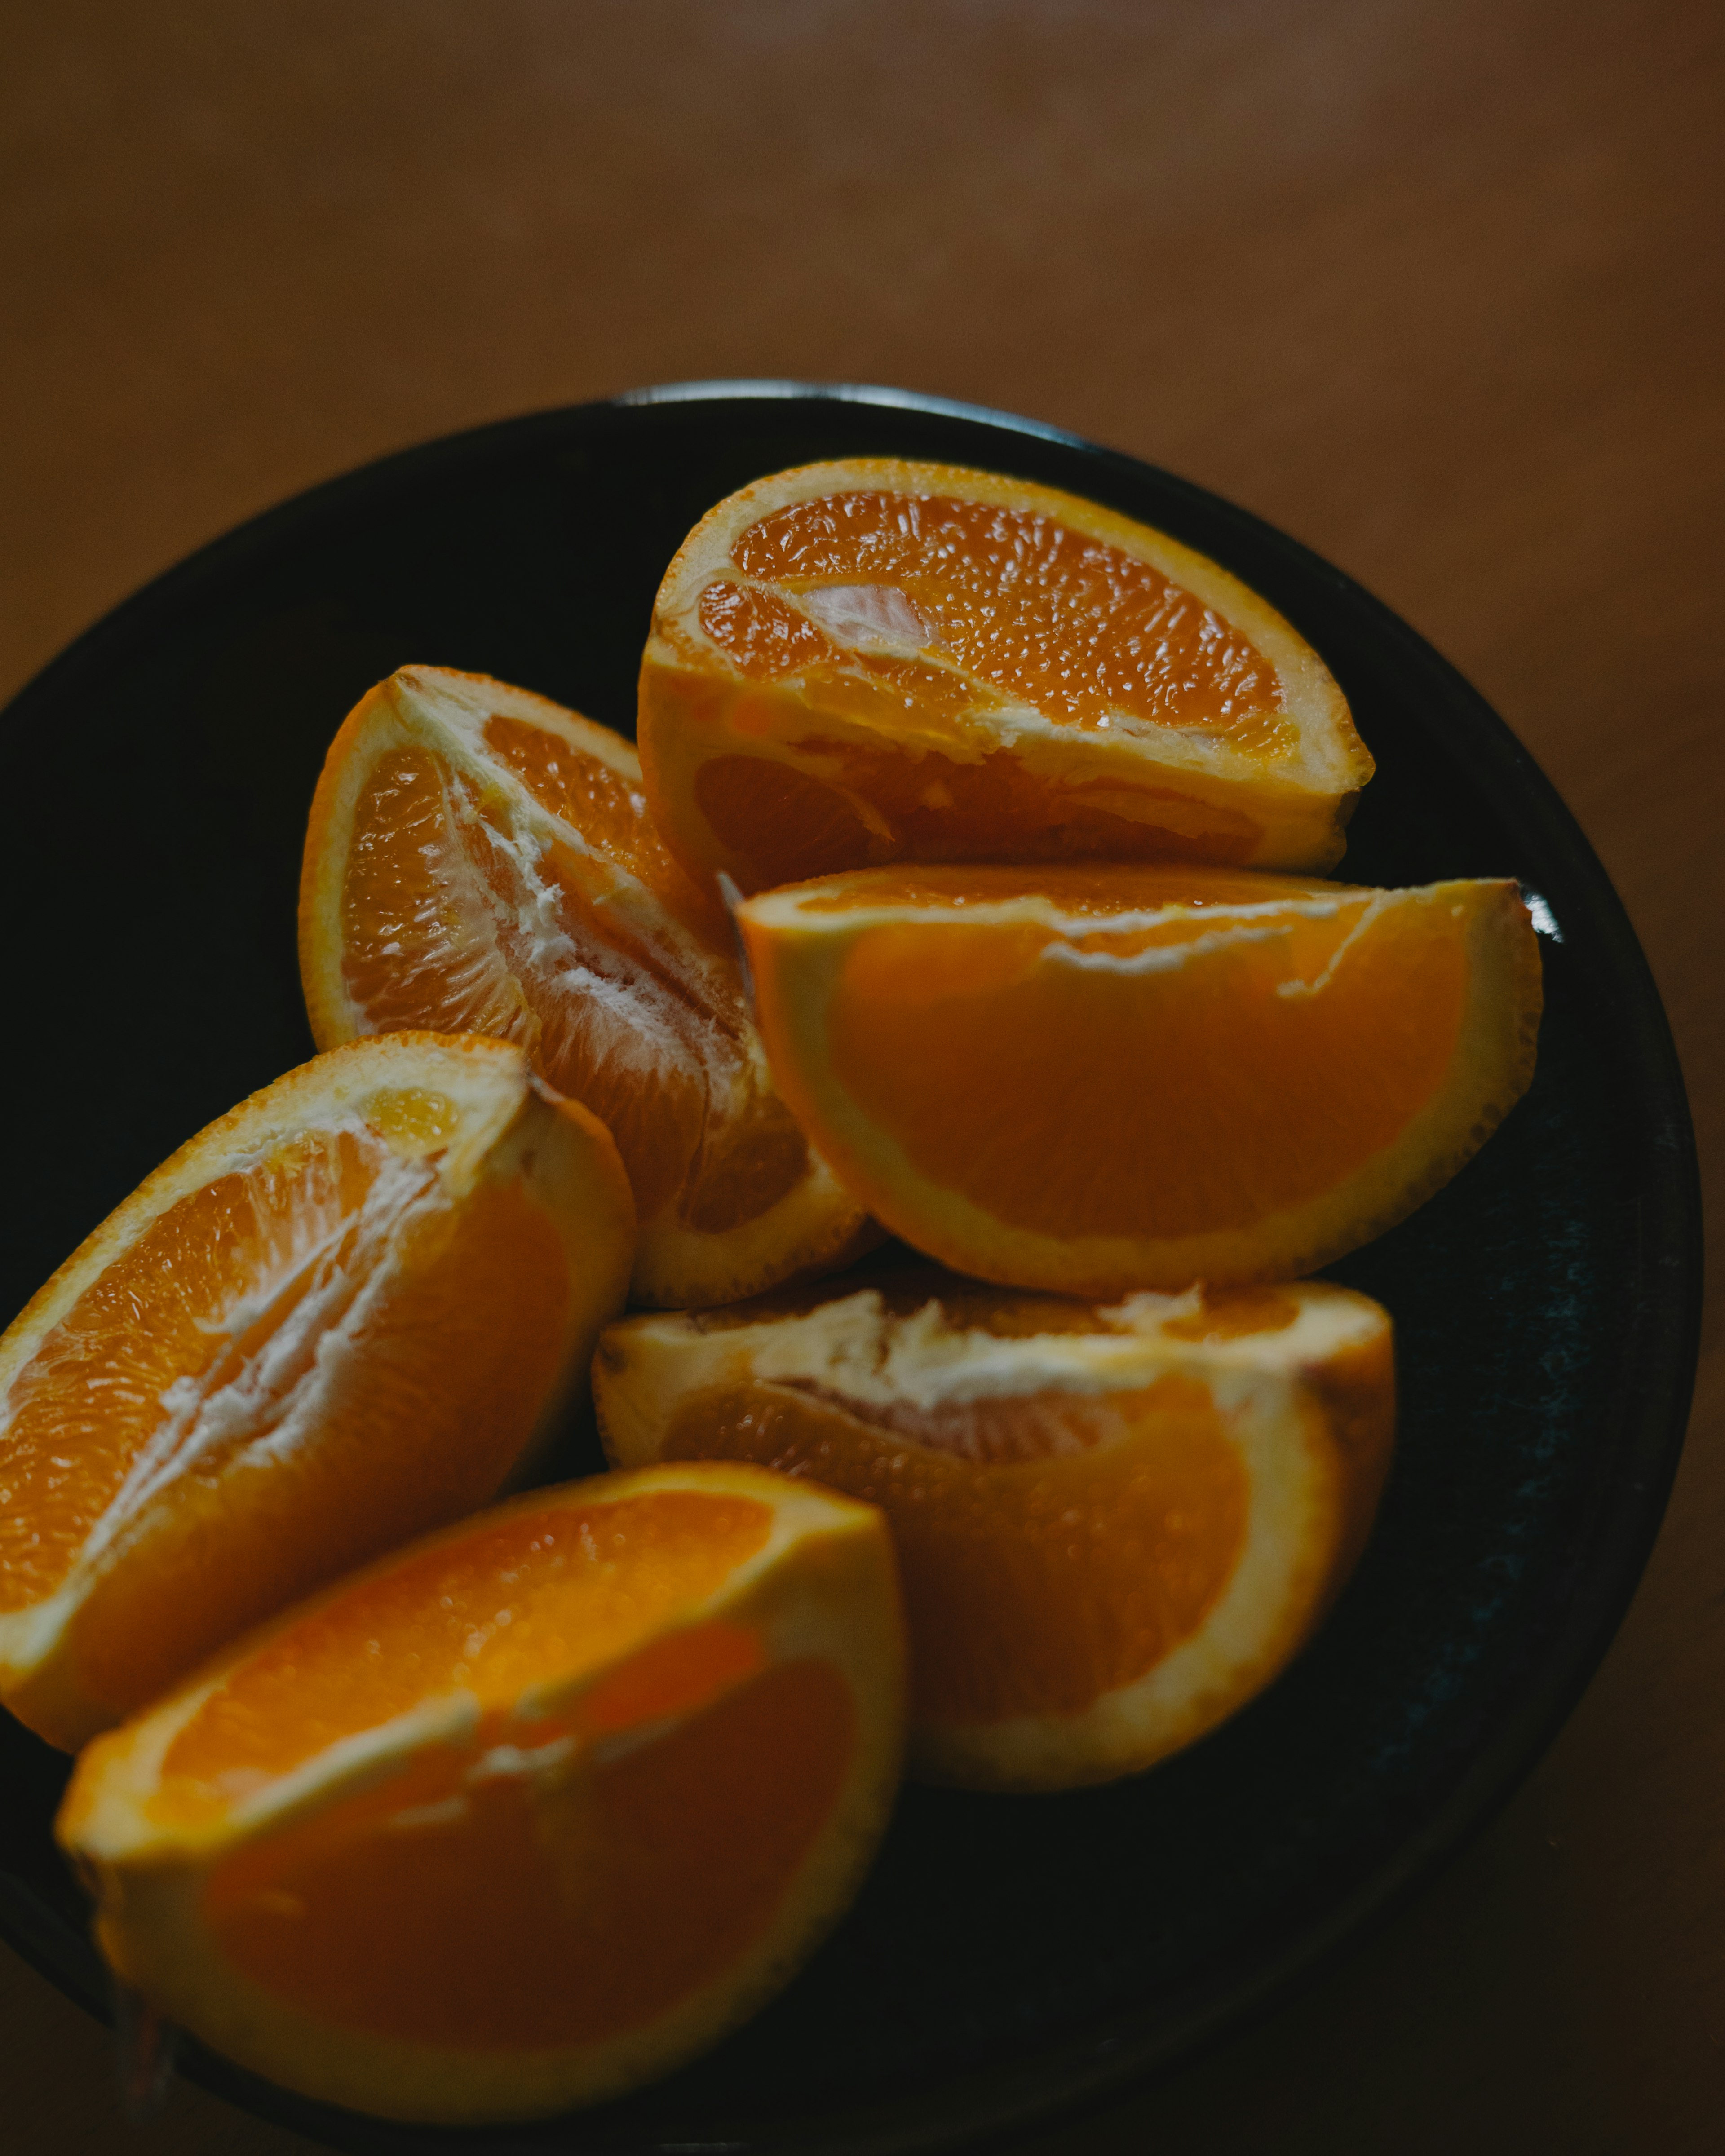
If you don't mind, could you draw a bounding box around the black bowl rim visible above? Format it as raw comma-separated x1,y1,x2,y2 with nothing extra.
0,379,1704,2153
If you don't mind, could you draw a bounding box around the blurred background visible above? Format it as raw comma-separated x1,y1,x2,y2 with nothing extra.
2,3,1720,2150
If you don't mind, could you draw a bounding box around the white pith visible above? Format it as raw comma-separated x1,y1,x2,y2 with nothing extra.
756,883,1390,996
601,1280,1384,1438
743,874,1376,949
793,582,938,652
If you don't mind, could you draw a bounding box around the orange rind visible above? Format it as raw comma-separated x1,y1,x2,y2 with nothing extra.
0,1033,633,1749
638,459,1373,896
596,1272,1393,1790
735,864,1542,1295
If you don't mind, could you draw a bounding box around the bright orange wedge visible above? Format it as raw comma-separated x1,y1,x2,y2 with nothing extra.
58,1463,904,2122
736,864,1542,1295
596,1272,1391,1790
0,1034,634,1750
637,459,1373,896
299,667,872,1307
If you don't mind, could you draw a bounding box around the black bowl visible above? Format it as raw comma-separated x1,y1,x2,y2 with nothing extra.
0,382,1702,2154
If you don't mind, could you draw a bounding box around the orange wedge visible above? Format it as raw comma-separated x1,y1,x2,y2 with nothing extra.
299,667,872,1308
0,1034,634,1750
735,864,1542,1295
58,1462,904,2123
596,1273,1391,1790
637,458,1374,897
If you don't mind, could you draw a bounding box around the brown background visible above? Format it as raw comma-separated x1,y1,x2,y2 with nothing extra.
2,3,1720,2149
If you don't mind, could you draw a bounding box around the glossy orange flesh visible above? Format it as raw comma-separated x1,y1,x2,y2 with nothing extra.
0,1125,570,1714
335,743,805,1232
675,487,1295,890
155,1489,854,2050
202,1656,849,2048
689,742,1265,888
797,863,1340,914
659,1373,1243,1723
483,715,671,891
716,491,1289,746
823,888,1467,1240
1,1130,378,1613
161,1490,774,1792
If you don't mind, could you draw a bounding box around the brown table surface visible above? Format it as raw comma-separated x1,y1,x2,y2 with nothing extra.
2,4,1720,2149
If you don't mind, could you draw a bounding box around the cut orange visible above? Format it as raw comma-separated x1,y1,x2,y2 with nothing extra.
736,864,1542,1295
596,1273,1391,1790
299,667,873,1308
58,1462,904,2122
637,458,1373,896
0,1034,634,1750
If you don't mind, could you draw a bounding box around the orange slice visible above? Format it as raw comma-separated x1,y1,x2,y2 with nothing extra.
596,1273,1391,1790
637,458,1373,896
299,667,873,1308
0,1034,634,1750
736,864,1542,1295
58,1462,904,2123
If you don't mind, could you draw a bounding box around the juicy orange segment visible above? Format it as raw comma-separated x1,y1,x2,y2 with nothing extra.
595,1274,1393,1790
638,459,1373,897
299,667,873,1307
58,1463,904,2123
0,1034,634,1750
736,865,1542,1295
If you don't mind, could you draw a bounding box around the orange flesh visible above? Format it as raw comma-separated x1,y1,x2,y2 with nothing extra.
825,892,1468,1239
482,715,725,944
335,746,804,1232
200,1653,850,2049
1159,1286,1300,1341
660,1374,1244,1722
799,864,1348,914
0,1123,575,1715
690,742,1264,888
829,1277,1384,1541
162,1490,774,1793
692,754,887,890
717,491,1287,745
482,715,663,886
155,1487,849,2052
0,1129,395,1610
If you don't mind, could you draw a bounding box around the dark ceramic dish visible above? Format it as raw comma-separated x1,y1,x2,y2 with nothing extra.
0,384,1702,2154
